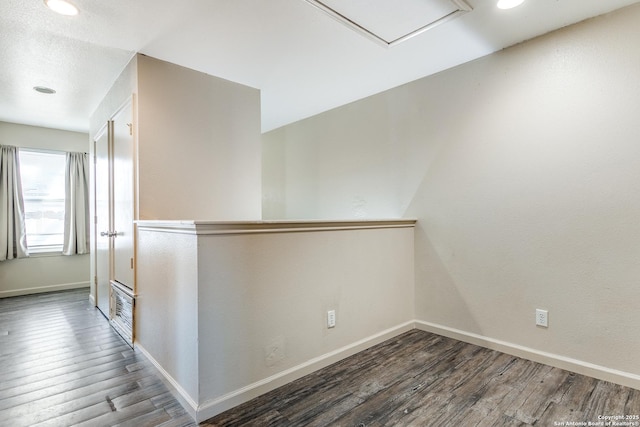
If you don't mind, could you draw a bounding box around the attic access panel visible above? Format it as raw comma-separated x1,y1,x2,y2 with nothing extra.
305,0,472,47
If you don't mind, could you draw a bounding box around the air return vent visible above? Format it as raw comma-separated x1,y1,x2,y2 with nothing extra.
304,0,472,47
110,281,135,347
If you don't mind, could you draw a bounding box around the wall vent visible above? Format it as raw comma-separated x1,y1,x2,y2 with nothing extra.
304,0,472,47
110,280,135,347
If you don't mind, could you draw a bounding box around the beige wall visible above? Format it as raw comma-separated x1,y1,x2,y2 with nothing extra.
89,53,262,233
89,57,138,301
88,54,262,301
262,4,640,385
137,55,262,221
0,254,90,298
136,221,415,421
89,56,138,139
196,226,415,407
1,121,89,152
0,121,90,297
136,228,200,406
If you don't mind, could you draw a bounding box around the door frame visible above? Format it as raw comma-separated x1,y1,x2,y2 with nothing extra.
110,98,136,291
93,121,113,316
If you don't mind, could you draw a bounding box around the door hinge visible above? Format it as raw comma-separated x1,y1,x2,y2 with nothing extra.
94,275,98,285
130,258,134,269
127,123,133,136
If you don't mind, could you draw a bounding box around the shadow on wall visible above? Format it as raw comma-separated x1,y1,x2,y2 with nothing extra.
412,221,482,335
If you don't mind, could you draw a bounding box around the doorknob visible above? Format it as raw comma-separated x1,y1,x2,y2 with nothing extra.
100,231,118,237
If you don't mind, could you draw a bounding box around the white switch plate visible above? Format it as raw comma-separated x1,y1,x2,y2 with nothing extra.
536,309,548,327
327,310,336,328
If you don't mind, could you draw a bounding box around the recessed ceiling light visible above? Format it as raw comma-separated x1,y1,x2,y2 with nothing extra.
44,0,79,16
497,0,524,9
33,86,57,94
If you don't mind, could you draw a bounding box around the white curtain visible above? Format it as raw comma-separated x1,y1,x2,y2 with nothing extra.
0,145,29,261
62,152,89,255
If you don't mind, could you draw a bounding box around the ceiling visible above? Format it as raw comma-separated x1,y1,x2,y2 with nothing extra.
1,0,638,134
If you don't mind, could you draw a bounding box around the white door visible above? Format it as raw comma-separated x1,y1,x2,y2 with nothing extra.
94,123,112,317
111,102,135,288
94,98,136,318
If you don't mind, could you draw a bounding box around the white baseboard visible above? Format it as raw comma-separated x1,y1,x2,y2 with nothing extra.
136,319,640,424
195,320,414,422
415,320,640,391
137,321,413,423
134,343,199,420
0,282,90,298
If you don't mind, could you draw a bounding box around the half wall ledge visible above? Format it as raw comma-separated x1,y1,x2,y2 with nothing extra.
135,218,417,235
134,217,417,422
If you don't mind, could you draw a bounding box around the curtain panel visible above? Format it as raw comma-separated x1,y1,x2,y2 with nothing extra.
62,152,90,255
0,145,29,261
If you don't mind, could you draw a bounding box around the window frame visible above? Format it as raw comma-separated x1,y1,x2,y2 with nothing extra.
18,148,67,254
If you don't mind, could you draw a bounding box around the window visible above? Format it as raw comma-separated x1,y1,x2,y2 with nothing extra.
18,150,66,253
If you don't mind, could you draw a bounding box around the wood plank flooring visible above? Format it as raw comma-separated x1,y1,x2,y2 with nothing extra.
203,330,640,426
0,288,195,427
2,289,639,426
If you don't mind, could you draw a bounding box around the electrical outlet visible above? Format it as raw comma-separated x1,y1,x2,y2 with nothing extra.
327,310,336,328
536,309,548,327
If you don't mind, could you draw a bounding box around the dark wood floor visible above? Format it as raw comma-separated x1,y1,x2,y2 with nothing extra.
0,288,195,427
2,289,639,426
204,330,640,427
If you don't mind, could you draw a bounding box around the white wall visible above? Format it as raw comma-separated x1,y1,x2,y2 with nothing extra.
262,4,640,386
0,121,90,297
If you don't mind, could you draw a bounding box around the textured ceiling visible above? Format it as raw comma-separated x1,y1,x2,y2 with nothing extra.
1,0,639,133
